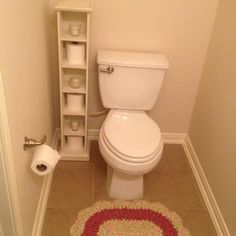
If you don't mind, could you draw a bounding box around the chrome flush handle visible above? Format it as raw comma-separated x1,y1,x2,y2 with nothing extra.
99,66,114,74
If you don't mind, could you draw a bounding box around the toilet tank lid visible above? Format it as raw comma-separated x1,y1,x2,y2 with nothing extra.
97,50,169,69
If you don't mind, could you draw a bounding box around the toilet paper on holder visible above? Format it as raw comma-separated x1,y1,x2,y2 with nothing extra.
31,144,61,176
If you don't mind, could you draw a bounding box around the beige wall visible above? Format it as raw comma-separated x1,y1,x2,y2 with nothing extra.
50,0,219,132
189,0,236,234
0,0,54,235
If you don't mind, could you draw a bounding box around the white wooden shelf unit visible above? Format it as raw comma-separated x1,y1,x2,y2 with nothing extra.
55,1,93,161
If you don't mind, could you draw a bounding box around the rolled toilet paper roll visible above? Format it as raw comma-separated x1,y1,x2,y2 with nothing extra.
67,94,84,111
31,144,61,176
67,136,83,151
66,42,85,65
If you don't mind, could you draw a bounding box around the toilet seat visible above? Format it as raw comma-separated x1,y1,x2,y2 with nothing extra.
102,131,162,164
102,110,162,163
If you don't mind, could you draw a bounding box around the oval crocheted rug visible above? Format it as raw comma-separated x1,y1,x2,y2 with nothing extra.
70,200,190,236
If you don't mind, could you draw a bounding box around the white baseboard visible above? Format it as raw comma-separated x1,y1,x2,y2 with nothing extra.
31,129,60,236
161,132,186,144
88,129,187,144
183,135,230,236
88,129,100,140
0,220,3,236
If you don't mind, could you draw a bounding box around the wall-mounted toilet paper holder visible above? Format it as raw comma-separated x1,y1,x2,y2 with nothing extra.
23,135,46,151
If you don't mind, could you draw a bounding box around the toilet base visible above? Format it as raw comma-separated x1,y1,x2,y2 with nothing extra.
108,166,143,200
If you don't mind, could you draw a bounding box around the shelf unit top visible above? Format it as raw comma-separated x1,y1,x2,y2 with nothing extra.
55,0,93,12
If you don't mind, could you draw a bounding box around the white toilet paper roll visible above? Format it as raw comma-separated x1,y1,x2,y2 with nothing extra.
66,42,85,65
31,144,61,176
67,94,84,111
67,136,83,151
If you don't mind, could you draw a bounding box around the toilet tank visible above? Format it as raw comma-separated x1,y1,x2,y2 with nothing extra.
97,50,169,110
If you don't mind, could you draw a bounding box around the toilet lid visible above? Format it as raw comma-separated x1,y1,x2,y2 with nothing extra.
104,110,161,159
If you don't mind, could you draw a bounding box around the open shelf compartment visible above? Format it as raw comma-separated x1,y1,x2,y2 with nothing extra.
62,68,86,94
60,41,87,69
60,136,90,161
63,115,85,136
60,11,87,42
62,93,86,116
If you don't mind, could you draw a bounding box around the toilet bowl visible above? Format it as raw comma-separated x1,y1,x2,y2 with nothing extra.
98,109,163,200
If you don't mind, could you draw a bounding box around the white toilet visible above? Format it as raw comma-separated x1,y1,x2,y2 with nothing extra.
97,50,169,200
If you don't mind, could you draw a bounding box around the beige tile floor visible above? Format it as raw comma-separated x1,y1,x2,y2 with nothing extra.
42,141,217,236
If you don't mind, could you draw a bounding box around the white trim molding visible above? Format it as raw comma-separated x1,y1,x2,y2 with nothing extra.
88,129,100,140
0,70,24,236
183,135,230,236
161,132,186,144
88,129,187,144
0,220,3,236
31,129,60,236
31,174,53,236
